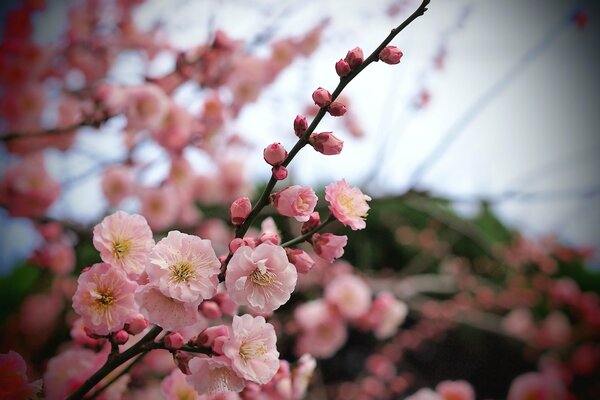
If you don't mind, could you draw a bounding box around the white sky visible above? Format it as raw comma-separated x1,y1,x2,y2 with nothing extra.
12,0,600,266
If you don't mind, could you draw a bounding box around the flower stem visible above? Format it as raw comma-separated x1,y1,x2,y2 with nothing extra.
281,215,336,248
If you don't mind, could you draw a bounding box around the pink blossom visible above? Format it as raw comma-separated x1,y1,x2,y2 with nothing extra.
272,185,317,222
286,248,315,274
507,371,567,400
502,308,536,341
146,231,220,303
291,354,316,400
43,348,106,400
406,389,442,400
325,274,372,319
139,185,180,232
0,152,60,217
379,46,404,65
93,211,154,278
325,179,371,230
225,244,297,313
72,262,139,336
0,351,42,400
154,103,195,151
31,241,75,275
70,318,104,347
101,166,134,206
435,380,475,400
136,285,203,332
309,132,344,155
161,368,199,400
123,84,169,131
230,197,252,225
188,355,245,394
368,292,408,339
295,300,347,358
222,314,280,384
312,233,348,263
19,292,63,337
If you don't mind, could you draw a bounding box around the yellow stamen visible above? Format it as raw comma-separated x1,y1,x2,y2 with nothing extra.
169,261,195,283
239,340,266,362
112,238,132,260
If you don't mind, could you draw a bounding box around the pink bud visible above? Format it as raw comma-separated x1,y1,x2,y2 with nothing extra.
197,325,229,347
199,300,222,319
335,59,351,77
312,233,348,263
229,237,245,253
212,335,227,355
272,165,288,180
312,87,332,108
112,330,129,345
213,292,238,316
125,314,148,335
242,237,257,248
229,197,252,225
301,212,321,234
174,351,192,374
263,142,288,166
345,47,364,69
294,115,308,137
379,46,403,65
327,101,347,117
259,232,281,245
164,332,185,350
309,132,344,155
286,248,315,274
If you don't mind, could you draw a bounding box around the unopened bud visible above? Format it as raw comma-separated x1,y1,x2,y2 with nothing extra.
309,132,344,155
294,115,308,137
379,46,403,64
327,101,347,117
164,332,185,350
229,197,252,225
125,314,149,335
263,142,287,166
229,238,245,253
112,330,129,345
286,248,315,274
199,300,222,319
301,212,321,234
312,87,332,108
335,59,351,77
272,165,288,180
345,47,364,69
259,232,281,245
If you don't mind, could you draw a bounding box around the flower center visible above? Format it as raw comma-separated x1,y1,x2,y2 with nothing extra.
239,340,266,362
169,261,195,283
112,238,132,259
250,268,276,286
91,289,115,311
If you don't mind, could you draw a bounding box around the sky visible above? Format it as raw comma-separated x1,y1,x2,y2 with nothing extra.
2,0,600,268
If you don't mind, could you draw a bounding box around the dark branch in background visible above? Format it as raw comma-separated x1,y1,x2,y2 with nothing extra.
405,4,580,189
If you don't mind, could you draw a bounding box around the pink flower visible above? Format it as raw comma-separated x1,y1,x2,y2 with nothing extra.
507,371,567,400
272,185,318,222
435,380,475,400
325,274,372,319
146,231,221,303
225,243,297,313
367,292,408,339
312,233,347,263
291,354,317,400
379,46,403,65
161,368,199,400
0,351,42,400
139,185,180,232
406,389,442,400
501,308,536,341
286,248,315,274
309,132,344,155
222,314,280,384
124,84,169,131
72,262,139,335
0,152,60,217
154,103,195,151
187,355,245,394
101,166,134,206
230,197,252,225
136,285,203,332
325,179,371,230
43,348,106,400
93,211,154,278
295,300,347,358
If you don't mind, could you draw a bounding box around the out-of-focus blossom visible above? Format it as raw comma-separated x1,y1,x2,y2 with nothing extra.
367,291,408,339
0,351,42,400
312,233,347,263
43,348,106,400
325,274,371,319
295,299,347,358
435,380,475,400
101,166,134,206
161,368,199,400
291,354,317,399
139,185,180,232
507,371,567,400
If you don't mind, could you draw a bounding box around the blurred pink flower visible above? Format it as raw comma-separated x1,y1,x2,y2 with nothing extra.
123,84,169,131
43,348,106,400
146,231,220,303
72,262,139,336
101,166,134,206
136,285,203,331
161,368,199,400
367,291,408,339
139,185,180,232
272,185,318,222
222,314,279,384
187,355,245,394
295,299,347,358
93,211,154,278
225,244,297,313
325,274,371,319
435,380,475,400
0,351,42,400
507,371,567,400
291,354,316,400
325,179,371,230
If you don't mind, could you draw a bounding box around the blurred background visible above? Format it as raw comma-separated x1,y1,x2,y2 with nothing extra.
1,0,600,398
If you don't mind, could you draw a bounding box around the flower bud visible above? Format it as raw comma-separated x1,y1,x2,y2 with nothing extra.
263,142,288,166
379,46,403,65
301,212,321,234
125,314,148,335
229,238,245,253
327,101,347,117
309,132,344,155
312,87,332,108
259,232,281,245
229,197,252,225
286,248,315,274
213,292,238,316
312,233,348,263
272,165,288,180
345,47,364,69
112,330,129,345
335,59,351,77
199,300,222,319
196,325,229,347
164,332,185,350
294,114,308,137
